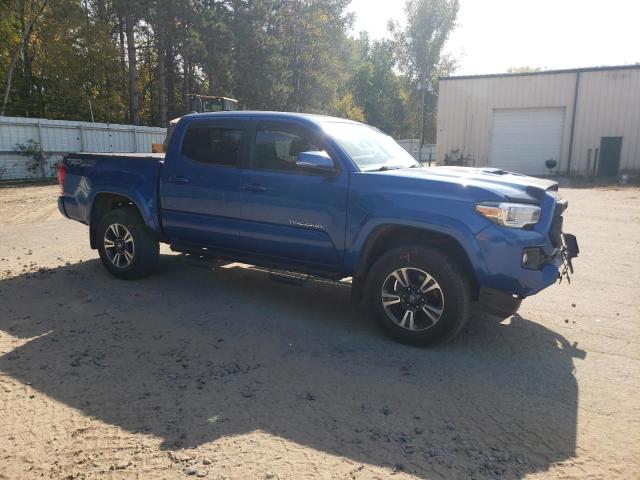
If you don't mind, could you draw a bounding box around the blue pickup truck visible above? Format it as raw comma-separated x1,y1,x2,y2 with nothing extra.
57,111,578,344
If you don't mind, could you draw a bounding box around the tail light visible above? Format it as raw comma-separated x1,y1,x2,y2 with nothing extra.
57,162,66,194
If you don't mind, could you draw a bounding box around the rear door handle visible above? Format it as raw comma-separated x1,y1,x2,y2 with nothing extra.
241,183,267,192
168,176,189,184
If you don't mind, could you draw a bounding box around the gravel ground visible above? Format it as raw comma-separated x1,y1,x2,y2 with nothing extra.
0,184,638,480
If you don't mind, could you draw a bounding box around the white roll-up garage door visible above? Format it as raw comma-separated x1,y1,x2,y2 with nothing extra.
490,108,565,176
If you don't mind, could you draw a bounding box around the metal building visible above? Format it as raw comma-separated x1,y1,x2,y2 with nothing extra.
436,65,640,177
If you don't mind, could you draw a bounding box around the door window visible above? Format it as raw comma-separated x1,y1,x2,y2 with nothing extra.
253,129,330,172
181,125,243,167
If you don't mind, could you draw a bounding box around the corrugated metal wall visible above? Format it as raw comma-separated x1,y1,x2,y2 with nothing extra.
436,67,640,176
0,116,166,180
436,73,577,172
571,69,640,174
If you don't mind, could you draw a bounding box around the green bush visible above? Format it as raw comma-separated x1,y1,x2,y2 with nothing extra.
14,140,54,178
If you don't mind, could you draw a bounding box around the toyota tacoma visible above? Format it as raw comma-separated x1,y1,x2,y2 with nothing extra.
57,112,579,344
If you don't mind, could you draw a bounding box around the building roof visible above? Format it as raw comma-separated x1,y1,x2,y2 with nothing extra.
441,64,640,81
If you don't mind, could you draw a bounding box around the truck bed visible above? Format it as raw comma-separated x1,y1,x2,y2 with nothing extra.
60,151,165,236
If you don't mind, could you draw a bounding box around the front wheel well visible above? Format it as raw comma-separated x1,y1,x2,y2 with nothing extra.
89,193,139,249
354,226,479,301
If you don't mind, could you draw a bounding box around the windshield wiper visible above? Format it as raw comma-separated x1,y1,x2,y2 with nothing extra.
370,166,402,172
408,163,423,168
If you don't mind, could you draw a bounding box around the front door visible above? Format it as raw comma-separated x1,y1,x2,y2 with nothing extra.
598,137,622,177
237,122,348,268
160,120,248,249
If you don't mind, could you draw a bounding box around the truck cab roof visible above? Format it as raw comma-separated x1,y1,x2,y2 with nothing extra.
179,110,364,127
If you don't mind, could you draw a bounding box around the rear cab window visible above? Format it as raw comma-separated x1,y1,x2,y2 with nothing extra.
181,124,243,167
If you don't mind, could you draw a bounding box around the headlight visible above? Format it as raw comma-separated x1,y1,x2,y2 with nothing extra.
475,202,541,228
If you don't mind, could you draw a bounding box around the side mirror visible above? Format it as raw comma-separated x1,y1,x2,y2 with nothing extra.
296,151,335,174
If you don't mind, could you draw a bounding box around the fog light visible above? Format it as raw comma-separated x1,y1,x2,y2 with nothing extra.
522,247,543,269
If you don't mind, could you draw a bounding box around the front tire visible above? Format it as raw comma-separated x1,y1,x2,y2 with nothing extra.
97,209,159,280
365,245,471,345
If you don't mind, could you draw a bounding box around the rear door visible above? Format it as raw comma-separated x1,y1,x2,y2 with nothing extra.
160,119,248,249
597,137,622,177
237,121,349,268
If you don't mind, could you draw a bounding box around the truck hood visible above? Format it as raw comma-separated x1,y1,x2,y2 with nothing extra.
381,166,559,203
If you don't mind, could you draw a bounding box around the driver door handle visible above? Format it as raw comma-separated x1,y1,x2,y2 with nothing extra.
241,183,267,192
168,176,190,184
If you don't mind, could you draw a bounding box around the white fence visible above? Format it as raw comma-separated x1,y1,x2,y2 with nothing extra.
0,118,434,180
0,116,166,180
397,139,436,164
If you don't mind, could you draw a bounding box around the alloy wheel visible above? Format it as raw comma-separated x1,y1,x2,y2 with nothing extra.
380,267,445,331
103,223,135,269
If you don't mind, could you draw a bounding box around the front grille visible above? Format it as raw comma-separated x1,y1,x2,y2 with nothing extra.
549,200,567,247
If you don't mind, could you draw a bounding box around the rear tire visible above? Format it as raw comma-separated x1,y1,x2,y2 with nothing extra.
97,209,159,280
365,245,471,345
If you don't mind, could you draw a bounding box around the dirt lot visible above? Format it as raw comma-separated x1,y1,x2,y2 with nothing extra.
0,184,638,480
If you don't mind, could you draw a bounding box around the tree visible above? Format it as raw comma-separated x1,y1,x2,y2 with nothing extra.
279,0,353,113
347,33,409,136
125,13,140,124
0,0,459,140
393,0,459,143
330,92,364,122
1,0,49,116
200,0,235,98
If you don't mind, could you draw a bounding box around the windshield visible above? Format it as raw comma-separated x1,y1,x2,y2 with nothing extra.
322,122,420,171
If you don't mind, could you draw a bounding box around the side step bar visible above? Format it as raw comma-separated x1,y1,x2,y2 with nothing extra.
170,244,344,281
268,271,310,287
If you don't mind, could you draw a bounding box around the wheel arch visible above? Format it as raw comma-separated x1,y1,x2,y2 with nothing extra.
353,223,483,301
88,191,152,249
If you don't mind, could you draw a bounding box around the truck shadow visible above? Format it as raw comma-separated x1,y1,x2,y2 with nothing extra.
0,255,584,479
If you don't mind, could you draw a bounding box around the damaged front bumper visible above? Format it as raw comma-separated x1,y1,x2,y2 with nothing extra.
474,225,579,298
474,191,580,298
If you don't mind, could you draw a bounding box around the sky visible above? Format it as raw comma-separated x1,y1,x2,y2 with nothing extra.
349,0,640,75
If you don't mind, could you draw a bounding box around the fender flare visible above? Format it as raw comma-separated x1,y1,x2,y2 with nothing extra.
86,187,163,247
350,217,489,284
